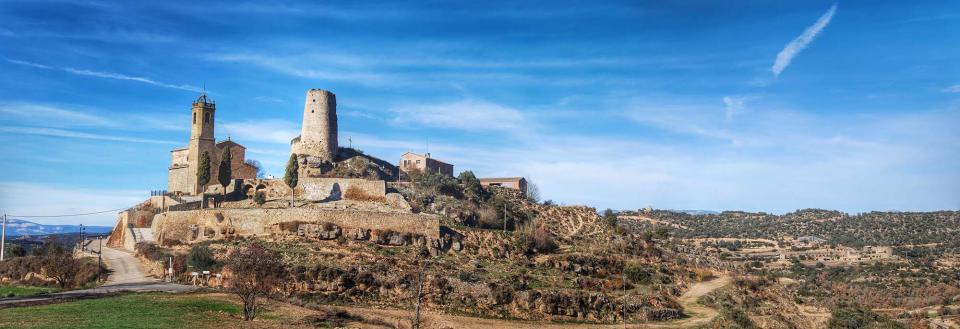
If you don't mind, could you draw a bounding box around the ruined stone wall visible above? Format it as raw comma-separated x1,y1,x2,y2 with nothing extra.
151,208,439,245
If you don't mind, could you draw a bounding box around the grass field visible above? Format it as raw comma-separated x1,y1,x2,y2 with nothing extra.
0,292,317,329
0,284,57,298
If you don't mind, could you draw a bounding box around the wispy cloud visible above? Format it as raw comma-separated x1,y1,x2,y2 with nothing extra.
0,182,144,226
219,119,300,145
944,84,960,93
5,58,202,92
390,99,529,133
722,95,757,120
0,102,187,132
0,126,177,144
771,4,837,77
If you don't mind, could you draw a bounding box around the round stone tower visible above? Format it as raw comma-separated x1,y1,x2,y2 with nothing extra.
295,89,338,161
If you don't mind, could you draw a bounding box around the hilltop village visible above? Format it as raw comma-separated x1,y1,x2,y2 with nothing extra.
85,89,959,328
110,89,531,254
0,89,957,328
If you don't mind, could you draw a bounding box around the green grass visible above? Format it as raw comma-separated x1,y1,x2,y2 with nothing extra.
0,284,57,298
0,293,244,329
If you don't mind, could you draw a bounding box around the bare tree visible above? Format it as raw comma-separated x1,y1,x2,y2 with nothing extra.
525,177,540,204
225,241,287,321
43,254,82,289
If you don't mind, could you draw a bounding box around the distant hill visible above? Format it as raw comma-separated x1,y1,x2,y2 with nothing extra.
672,209,719,215
2,218,112,237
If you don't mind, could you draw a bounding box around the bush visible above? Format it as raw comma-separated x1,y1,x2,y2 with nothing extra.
187,244,217,271
135,242,167,261
253,191,266,206
624,264,654,285
528,226,558,254
477,206,502,229
828,304,903,329
458,171,483,201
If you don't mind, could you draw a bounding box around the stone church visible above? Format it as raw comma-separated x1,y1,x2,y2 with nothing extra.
167,93,257,195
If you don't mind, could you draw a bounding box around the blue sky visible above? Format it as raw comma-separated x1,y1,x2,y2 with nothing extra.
0,0,958,225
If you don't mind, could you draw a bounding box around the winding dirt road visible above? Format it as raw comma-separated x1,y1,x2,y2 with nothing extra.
0,243,195,308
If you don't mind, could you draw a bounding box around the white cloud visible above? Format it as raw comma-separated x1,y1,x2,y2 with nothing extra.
0,182,145,226
6,58,202,92
944,84,960,93
722,95,756,120
0,103,114,127
390,99,529,133
219,119,300,145
0,126,177,144
771,4,837,77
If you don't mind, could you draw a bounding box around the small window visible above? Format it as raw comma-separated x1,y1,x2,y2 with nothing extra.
416,160,421,164
204,112,210,124
192,113,196,124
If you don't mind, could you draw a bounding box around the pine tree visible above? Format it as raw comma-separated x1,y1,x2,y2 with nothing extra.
218,146,233,190
197,151,211,192
284,153,299,207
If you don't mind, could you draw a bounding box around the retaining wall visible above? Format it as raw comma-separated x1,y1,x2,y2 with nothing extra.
151,208,438,245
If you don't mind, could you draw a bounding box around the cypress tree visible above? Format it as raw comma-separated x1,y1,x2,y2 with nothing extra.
218,146,233,190
284,153,299,207
197,151,211,191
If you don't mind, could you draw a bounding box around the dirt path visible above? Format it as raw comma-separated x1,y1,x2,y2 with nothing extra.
334,274,733,329
0,243,195,308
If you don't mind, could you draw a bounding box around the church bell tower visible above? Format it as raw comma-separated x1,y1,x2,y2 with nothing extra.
188,92,216,194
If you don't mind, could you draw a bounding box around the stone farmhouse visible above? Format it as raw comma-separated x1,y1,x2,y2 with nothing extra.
479,177,528,193
399,152,454,177
167,93,257,195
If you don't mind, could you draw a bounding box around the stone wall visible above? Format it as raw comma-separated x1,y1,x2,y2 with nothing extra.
150,208,439,245
167,167,191,195
296,177,386,201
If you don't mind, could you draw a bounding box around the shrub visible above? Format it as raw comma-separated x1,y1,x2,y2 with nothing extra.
528,226,558,254
458,171,483,201
187,244,216,271
624,264,654,285
477,206,501,229
253,191,266,206
135,242,167,261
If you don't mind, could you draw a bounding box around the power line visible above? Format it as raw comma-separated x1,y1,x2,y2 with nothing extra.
7,207,128,218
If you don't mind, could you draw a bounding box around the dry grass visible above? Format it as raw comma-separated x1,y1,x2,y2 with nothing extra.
343,185,387,202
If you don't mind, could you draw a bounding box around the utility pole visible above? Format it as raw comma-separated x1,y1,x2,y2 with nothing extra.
1,214,6,261
503,204,508,231
79,224,84,251
414,265,424,329
97,236,102,283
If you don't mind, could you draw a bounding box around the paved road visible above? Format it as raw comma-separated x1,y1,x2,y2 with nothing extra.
0,243,195,308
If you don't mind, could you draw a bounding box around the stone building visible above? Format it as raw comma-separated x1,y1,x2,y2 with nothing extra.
400,152,454,177
479,177,527,193
291,89,338,168
168,93,257,195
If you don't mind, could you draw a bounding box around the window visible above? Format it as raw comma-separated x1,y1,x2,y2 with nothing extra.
416,160,421,165
204,112,210,124
193,113,196,124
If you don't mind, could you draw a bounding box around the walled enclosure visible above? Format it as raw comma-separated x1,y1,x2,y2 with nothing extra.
151,208,439,244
